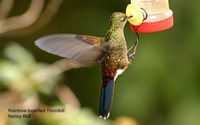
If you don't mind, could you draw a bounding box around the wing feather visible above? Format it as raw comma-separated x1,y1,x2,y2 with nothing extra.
35,34,106,67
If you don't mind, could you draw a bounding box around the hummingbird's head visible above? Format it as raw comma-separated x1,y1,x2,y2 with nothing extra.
109,12,132,29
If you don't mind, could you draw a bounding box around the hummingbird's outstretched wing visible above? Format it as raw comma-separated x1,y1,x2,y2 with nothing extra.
35,34,108,67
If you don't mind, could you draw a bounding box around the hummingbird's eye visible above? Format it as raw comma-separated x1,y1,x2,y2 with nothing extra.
120,17,126,22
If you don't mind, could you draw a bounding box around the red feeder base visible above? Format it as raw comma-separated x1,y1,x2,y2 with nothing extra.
130,16,174,33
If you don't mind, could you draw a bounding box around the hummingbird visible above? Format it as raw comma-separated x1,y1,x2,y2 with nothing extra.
35,12,138,119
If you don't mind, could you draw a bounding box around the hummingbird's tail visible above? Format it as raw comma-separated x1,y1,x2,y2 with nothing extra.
99,78,115,119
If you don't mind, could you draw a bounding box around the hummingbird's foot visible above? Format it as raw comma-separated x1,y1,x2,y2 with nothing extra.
128,27,140,62
128,52,135,62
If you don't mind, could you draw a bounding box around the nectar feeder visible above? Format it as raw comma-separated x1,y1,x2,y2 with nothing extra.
126,0,174,33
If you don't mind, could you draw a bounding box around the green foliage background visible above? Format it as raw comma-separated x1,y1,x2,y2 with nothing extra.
0,0,200,125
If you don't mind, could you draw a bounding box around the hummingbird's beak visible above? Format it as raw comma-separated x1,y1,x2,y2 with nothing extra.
126,15,133,20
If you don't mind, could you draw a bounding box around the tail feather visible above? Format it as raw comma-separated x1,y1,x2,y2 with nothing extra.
99,78,115,119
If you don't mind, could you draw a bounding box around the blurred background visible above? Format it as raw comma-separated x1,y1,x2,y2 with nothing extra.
0,0,200,125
